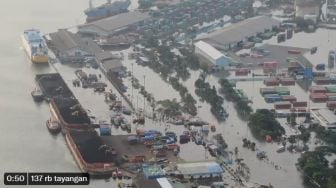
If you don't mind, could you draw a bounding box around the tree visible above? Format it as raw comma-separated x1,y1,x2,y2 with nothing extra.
248,109,285,139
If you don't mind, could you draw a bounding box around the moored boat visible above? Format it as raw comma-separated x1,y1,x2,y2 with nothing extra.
31,88,44,102
46,119,61,134
21,29,48,63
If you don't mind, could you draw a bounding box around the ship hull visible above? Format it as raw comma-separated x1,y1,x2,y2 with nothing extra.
21,33,49,64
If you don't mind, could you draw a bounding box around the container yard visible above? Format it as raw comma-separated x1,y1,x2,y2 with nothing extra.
5,0,336,188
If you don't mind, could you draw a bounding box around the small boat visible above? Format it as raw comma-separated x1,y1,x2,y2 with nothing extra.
31,88,44,102
46,119,61,134
276,145,285,153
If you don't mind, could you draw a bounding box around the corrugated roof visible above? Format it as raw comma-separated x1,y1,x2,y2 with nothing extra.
195,40,224,60
177,162,223,175
199,16,280,47
79,11,150,32
49,29,102,55
157,178,173,188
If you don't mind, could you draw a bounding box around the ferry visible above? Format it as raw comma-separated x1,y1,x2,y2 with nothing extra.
21,29,48,63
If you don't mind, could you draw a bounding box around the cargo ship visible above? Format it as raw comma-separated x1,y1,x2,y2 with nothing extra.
36,73,114,175
21,29,48,63
85,0,131,22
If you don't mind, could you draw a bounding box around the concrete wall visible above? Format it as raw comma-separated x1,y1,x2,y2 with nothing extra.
295,5,320,18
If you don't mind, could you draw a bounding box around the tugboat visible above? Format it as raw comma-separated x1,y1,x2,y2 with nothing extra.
46,119,61,134
31,88,44,102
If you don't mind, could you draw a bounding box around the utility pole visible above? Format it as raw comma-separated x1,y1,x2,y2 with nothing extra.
143,75,146,117
131,63,134,105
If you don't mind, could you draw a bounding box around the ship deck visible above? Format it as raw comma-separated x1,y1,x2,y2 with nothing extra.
69,131,115,163
36,73,72,98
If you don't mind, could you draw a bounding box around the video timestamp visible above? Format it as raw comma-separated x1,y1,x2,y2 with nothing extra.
4,172,90,185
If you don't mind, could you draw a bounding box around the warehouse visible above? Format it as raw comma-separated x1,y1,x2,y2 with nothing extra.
310,108,336,131
194,40,230,68
47,29,101,63
175,161,223,179
78,11,150,37
198,16,280,51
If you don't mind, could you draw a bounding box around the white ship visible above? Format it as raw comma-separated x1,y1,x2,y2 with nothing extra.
21,29,48,63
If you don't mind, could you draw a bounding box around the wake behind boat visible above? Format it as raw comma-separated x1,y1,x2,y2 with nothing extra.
21,29,48,64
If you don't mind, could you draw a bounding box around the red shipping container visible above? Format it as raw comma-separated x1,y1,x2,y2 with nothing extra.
314,78,330,85
326,101,336,109
293,101,307,107
310,93,328,102
264,78,279,86
280,78,295,86
235,68,250,76
310,86,326,93
274,102,291,109
263,61,279,70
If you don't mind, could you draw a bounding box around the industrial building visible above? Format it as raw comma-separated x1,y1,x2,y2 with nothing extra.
78,11,150,37
310,108,336,131
194,40,230,68
198,16,280,51
175,161,224,179
97,51,125,76
295,0,320,22
47,29,101,63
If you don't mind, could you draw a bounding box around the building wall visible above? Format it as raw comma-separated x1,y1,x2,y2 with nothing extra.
216,56,230,67
295,5,320,17
194,45,216,65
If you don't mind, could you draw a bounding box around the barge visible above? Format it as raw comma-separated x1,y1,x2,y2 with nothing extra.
36,73,114,175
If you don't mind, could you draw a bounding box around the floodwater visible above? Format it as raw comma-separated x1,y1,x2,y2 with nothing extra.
0,1,334,188
0,1,120,188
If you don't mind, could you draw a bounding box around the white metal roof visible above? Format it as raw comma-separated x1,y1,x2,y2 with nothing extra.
177,161,223,175
156,178,173,188
194,40,224,60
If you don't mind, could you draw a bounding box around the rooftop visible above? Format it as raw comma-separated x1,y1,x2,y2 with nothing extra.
198,16,280,47
194,40,225,60
78,11,150,33
176,161,223,175
49,29,99,54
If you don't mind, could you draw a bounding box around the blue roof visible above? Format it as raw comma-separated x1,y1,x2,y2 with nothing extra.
24,29,43,43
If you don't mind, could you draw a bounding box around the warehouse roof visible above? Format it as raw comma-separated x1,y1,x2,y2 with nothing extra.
79,11,150,32
157,178,173,188
194,40,225,60
177,162,223,175
49,29,100,54
199,16,280,47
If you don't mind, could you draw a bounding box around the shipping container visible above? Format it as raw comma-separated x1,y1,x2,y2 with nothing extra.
310,93,328,102
264,78,280,86
290,108,306,112
326,86,336,93
281,95,297,102
326,101,336,109
235,68,250,76
293,101,307,107
275,86,290,95
280,78,295,86
260,88,276,96
274,102,292,109
310,86,326,93
314,78,330,85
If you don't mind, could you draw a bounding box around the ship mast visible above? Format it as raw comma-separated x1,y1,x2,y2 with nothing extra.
89,0,93,9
